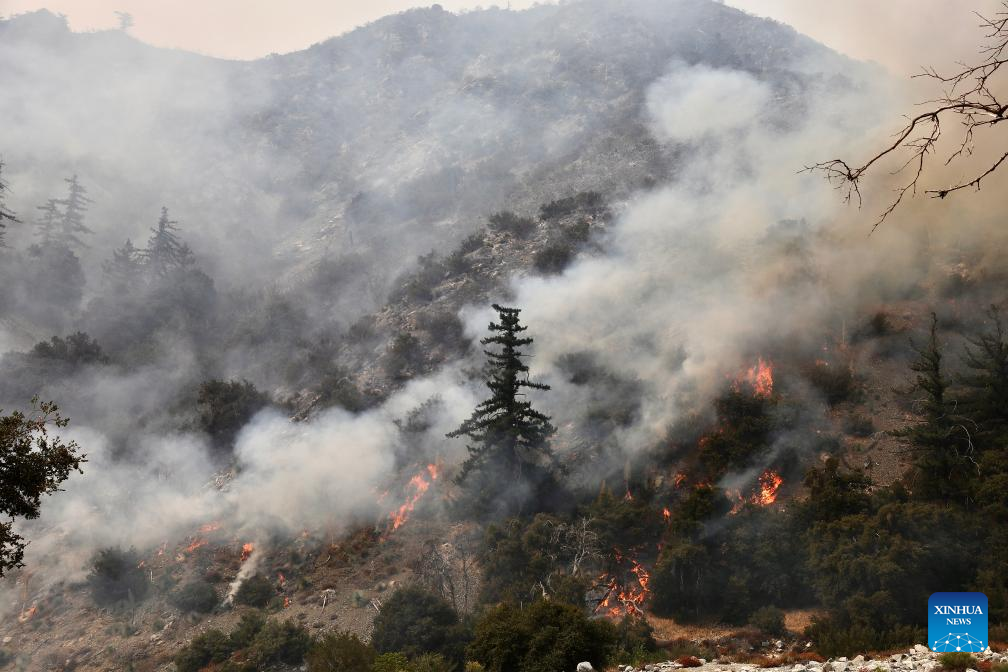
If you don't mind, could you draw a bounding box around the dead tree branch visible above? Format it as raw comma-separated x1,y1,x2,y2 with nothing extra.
806,3,1008,230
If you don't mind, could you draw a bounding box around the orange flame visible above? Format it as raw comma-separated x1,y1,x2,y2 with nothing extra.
738,358,774,398
389,464,439,531
241,542,255,562
18,603,37,623
662,507,671,521
754,469,783,505
726,469,784,513
283,596,291,608
277,572,286,587
594,551,651,618
673,472,687,489
184,538,207,554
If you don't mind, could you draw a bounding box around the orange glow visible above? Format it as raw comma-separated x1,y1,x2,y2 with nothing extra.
594,554,652,618
389,464,439,531
726,469,784,513
18,603,37,623
673,472,687,489
184,538,207,554
662,507,671,521
754,469,783,505
198,522,222,534
277,572,286,587
241,542,255,562
283,596,291,608
738,358,774,398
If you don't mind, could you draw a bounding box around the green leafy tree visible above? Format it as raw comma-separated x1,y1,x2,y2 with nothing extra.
87,547,149,605
467,600,616,672
307,632,376,672
447,304,557,512
0,398,84,575
372,586,469,666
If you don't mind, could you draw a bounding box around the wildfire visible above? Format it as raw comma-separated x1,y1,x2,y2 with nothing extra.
198,521,222,534
594,551,651,618
184,538,208,554
241,542,255,562
18,603,37,623
389,464,440,531
673,472,687,489
738,358,774,398
662,507,671,522
754,469,783,505
277,572,286,588
727,469,784,513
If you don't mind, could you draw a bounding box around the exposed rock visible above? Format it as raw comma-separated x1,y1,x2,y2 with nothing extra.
578,663,596,672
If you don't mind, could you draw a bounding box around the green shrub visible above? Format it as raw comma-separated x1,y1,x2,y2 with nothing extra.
488,211,536,238
229,610,266,649
87,547,150,606
805,361,860,406
197,378,270,450
372,587,469,666
467,600,617,672
32,331,108,365
373,652,410,672
614,615,658,655
748,606,787,637
307,632,376,672
938,652,978,672
174,628,231,672
171,580,218,613
532,241,574,275
246,619,312,667
990,663,1008,672
234,574,275,608
410,653,456,672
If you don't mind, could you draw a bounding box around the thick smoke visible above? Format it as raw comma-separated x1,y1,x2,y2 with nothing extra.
4,0,1008,616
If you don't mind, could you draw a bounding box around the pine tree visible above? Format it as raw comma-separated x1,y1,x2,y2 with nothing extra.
102,238,144,288
961,305,1008,439
0,160,19,247
53,174,93,248
892,313,977,505
34,198,60,244
448,304,557,486
144,206,194,277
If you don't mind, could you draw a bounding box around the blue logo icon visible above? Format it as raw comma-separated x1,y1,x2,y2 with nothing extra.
929,592,988,653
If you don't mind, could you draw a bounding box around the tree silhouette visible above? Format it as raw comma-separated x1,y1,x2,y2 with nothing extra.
0,160,19,247
448,304,557,496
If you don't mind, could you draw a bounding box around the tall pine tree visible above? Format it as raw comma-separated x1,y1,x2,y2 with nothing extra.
53,174,93,249
961,305,1008,442
102,238,144,288
0,161,19,247
144,207,194,277
448,305,557,512
892,313,977,505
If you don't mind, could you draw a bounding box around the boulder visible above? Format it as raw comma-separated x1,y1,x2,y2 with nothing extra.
578,663,596,672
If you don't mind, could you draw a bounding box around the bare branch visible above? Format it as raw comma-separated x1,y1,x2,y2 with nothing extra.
808,3,1008,227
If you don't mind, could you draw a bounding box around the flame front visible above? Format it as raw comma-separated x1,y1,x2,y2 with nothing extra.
389,464,440,531
739,358,774,398
754,469,783,505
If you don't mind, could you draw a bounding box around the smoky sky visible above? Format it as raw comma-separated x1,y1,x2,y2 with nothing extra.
0,0,1000,75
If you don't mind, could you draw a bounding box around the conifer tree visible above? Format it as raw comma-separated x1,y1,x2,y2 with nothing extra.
145,206,194,277
53,174,93,249
102,238,144,288
34,198,60,245
448,304,557,487
961,305,1008,439
892,313,977,505
0,161,19,247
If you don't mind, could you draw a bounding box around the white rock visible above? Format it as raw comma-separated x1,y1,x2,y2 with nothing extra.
915,646,930,655
577,663,595,672
793,665,807,672
852,656,865,665
833,662,848,672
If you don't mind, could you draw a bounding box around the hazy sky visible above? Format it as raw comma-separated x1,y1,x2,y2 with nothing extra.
0,0,1000,75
